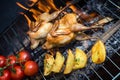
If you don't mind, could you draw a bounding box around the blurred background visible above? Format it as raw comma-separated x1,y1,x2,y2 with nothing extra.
0,0,25,33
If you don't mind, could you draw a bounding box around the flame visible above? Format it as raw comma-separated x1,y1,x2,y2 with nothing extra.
17,0,80,31
36,0,58,12
26,0,38,7
29,8,42,20
66,2,77,12
16,2,29,10
17,0,85,30
17,0,59,21
19,12,31,28
45,0,58,11
16,2,41,20
36,0,51,12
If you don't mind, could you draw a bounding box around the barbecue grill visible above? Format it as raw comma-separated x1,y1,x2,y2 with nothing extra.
0,0,120,80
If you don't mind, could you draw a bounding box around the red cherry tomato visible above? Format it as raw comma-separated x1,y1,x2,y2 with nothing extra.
0,55,6,67
18,50,31,64
7,55,17,69
0,69,11,80
11,66,24,80
24,61,39,76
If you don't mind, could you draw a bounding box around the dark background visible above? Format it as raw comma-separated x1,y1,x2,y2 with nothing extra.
0,0,62,34
0,0,26,33
0,0,66,34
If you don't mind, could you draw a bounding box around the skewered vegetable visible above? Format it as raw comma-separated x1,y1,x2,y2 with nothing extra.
44,54,54,76
91,40,106,64
73,48,87,69
64,49,74,74
52,51,65,73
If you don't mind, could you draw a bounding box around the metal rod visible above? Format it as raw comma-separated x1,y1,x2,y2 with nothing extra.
39,69,47,80
3,35,16,54
111,34,120,44
112,72,120,80
113,29,120,43
72,73,78,80
108,42,120,56
111,34,120,51
11,28,26,48
0,18,17,38
90,66,103,80
63,75,67,80
53,75,58,80
104,6,120,20
101,20,120,43
108,0,120,9
7,28,20,52
101,65,114,78
106,56,120,70
83,74,90,80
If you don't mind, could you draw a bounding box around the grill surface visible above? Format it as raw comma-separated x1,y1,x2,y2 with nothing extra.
0,0,120,80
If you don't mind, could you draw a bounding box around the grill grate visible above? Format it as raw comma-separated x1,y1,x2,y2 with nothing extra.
0,0,120,80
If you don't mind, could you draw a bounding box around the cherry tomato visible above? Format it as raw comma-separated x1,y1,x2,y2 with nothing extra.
11,66,24,80
0,55,6,67
24,61,39,76
0,69,11,80
18,50,31,64
7,55,17,69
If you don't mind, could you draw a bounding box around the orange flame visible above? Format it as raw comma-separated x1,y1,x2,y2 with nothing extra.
36,0,58,12
36,0,51,12
17,0,59,21
26,0,38,7
66,2,77,12
45,0,58,11
16,2,41,20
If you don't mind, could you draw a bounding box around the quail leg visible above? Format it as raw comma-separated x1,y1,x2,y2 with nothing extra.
76,32,98,41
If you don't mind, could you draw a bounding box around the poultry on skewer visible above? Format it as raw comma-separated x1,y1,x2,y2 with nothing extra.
42,13,112,49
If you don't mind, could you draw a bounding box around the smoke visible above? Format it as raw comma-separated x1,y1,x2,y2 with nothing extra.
88,0,120,19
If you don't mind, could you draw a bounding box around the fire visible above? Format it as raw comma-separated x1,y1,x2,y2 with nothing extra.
16,0,83,32
35,0,58,12
16,0,60,29
17,0,58,15
16,0,81,21
66,2,77,12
